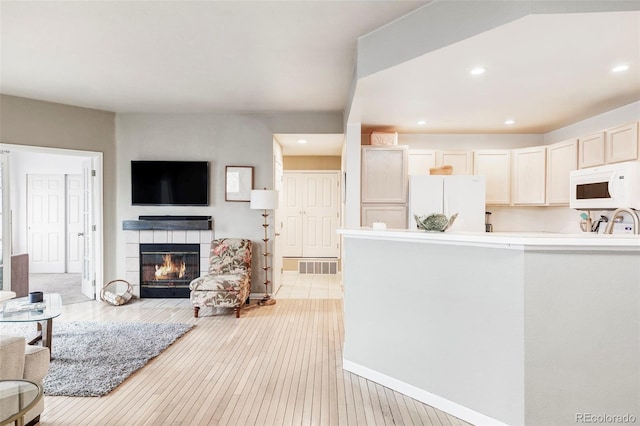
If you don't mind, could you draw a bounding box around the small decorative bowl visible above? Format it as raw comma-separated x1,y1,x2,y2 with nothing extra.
414,213,458,232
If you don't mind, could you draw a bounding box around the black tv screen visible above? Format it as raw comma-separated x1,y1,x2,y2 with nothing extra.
131,161,209,206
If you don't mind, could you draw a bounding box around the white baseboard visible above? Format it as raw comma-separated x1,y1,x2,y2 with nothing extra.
342,359,508,426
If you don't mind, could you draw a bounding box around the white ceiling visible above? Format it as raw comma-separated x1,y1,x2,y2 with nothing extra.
352,10,640,134
2,2,639,155
0,0,427,114
274,133,344,156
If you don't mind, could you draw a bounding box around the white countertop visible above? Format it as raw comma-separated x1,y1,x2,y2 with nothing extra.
338,227,640,251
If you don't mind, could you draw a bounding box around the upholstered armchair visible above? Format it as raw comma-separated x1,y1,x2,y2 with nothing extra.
189,238,252,318
0,334,50,425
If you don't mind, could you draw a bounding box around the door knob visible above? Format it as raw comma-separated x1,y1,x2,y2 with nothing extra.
77,232,85,237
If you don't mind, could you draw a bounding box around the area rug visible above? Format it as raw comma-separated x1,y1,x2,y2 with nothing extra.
0,321,193,397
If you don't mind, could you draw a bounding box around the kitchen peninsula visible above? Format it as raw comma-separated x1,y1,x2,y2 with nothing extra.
339,228,640,425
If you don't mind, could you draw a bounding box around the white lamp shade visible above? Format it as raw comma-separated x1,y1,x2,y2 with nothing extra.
250,189,279,210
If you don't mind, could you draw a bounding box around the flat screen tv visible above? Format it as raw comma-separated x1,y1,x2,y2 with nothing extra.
131,161,209,206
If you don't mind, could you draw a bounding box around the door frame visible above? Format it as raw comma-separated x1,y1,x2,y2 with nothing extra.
0,151,11,292
272,139,284,294
0,143,104,299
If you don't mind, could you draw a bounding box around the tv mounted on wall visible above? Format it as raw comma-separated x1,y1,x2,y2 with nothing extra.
131,161,209,206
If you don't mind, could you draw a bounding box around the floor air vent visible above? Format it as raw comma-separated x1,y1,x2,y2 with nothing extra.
298,260,338,275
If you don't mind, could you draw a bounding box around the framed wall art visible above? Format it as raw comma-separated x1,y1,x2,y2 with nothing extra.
225,166,254,201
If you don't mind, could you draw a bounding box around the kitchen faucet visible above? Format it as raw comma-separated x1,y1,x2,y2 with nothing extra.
604,207,640,234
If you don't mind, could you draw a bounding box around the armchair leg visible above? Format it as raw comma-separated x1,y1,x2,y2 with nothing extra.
194,307,200,318
234,306,240,318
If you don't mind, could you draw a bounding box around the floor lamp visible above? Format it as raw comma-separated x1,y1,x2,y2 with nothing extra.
250,189,279,306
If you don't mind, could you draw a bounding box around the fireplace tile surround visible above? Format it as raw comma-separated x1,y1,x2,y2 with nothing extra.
124,229,213,297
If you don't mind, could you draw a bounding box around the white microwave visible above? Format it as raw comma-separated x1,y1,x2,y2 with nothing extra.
570,161,640,210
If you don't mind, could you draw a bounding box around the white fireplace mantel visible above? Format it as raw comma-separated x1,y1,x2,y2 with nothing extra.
124,229,213,297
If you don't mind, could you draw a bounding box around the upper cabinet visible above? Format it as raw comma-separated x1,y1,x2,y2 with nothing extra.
473,150,511,205
361,145,408,204
605,122,639,164
546,139,578,205
512,146,547,205
408,149,436,175
577,122,639,168
436,151,473,175
578,132,605,169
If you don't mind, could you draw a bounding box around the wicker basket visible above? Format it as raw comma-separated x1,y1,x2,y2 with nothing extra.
429,165,453,175
100,280,133,306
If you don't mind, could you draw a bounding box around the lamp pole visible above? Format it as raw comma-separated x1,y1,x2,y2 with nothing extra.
250,189,279,306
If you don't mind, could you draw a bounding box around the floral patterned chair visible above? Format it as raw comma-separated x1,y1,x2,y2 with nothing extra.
189,238,252,318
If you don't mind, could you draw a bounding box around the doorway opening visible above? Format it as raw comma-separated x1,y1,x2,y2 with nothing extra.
272,134,344,299
1,144,103,304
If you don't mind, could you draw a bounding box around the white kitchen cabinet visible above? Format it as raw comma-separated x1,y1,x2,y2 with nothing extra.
605,122,639,164
512,146,547,205
578,132,605,168
546,139,578,205
361,204,407,229
473,150,511,205
436,151,473,175
361,146,408,203
408,149,436,175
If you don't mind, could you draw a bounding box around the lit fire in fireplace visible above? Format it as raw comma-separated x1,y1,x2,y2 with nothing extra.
154,254,186,280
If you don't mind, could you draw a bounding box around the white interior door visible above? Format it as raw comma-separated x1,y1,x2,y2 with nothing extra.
282,171,340,258
282,173,304,257
81,159,95,299
302,173,340,257
27,174,65,273
66,174,83,273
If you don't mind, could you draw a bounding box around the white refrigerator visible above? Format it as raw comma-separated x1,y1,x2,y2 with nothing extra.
408,175,486,232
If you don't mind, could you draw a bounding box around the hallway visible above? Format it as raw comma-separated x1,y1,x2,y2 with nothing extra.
275,272,343,300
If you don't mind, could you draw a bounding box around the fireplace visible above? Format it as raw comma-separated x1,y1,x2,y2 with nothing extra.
139,243,200,298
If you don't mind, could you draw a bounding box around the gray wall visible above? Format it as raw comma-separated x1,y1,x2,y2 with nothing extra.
0,95,342,292
0,94,116,280
343,237,526,425
116,112,342,292
342,235,640,425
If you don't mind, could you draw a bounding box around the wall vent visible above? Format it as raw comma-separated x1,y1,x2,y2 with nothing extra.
298,260,338,275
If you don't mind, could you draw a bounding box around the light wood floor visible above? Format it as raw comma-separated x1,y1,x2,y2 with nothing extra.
41,298,471,426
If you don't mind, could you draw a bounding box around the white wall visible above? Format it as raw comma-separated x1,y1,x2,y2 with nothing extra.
344,122,362,228
115,112,342,293
397,133,543,150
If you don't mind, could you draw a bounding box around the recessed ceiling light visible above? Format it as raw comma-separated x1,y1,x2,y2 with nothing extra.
611,64,630,73
297,139,307,144
504,119,515,125
470,67,486,75
417,120,427,125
